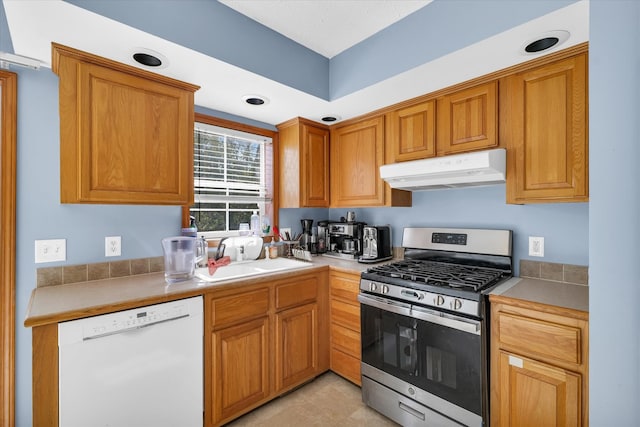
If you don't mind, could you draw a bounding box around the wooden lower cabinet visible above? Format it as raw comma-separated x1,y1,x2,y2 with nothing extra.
205,270,329,427
329,270,362,385
276,303,318,391
490,295,588,427
211,317,270,425
497,351,581,427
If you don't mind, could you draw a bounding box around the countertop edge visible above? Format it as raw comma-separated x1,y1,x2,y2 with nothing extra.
489,277,589,315
24,256,378,328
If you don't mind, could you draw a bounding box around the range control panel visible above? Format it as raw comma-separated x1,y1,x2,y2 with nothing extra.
431,232,467,246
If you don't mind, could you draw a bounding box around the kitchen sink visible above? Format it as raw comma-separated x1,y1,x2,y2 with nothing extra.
194,257,314,283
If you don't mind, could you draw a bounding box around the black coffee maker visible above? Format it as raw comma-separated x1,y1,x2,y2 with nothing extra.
300,219,313,252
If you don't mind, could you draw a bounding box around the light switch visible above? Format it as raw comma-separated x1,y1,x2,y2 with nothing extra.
35,239,66,263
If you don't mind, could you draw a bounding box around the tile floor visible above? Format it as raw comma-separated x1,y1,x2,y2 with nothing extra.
226,372,400,426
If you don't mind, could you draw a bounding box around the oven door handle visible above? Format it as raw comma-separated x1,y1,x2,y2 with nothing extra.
358,294,481,335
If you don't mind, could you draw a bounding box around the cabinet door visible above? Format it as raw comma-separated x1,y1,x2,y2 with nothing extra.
301,123,330,207
437,81,498,155
497,351,581,427
211,317,270,425
330,116,385,206
54,44,197,205
275,303,318,391
505,53,588,204
277,118,329,208
387,99,436,162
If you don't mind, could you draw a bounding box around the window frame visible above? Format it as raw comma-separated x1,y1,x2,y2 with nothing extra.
182,113,278,238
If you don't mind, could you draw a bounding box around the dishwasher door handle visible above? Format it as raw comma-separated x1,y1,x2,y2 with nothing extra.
83,313,190,341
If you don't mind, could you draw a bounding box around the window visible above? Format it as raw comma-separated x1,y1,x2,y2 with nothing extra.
189,116,275,238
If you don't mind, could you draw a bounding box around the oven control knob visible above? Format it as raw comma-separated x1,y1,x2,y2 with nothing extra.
435,295,445,306
453,299,463,311
381,285,389,294
369,282,377,292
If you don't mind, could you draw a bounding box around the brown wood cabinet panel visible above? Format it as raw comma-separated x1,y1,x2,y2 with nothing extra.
498,312,581,365
437,81,498,155
209,288,270,329
277,117,330,208
490,296,589,427
498,351,581,427
32,324,58,427
330,116,411,207
53,43,198,205
275,303,318,391
330,348,362,386
504,53,588,204
330,299,360,332
211,317,270,425
275,276,318,311
386,99,436,162
329,270,361,303
330,322,360,357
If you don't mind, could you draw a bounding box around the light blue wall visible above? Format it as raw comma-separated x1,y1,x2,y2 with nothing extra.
279,186,589,277
330,0,577,99
589,1,640,424
65,0,330,100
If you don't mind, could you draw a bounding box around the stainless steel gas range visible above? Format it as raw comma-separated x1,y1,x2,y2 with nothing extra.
358,227,513,427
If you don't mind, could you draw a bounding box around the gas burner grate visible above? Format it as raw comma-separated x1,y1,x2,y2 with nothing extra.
367,259,503,292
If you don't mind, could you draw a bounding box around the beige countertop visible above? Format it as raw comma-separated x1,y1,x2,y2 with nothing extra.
24,255,384,328
490,276,589,313
26,253,587,327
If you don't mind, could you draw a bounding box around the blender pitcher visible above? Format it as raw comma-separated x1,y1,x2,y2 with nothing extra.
161,236,206,283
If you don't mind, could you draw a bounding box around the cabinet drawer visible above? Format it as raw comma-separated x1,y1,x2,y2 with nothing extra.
330,273,360,303
331,299,360,332
498,312,582,365
330,348,362,386
331,323,360,358
275,276,317,311
210,288,270,329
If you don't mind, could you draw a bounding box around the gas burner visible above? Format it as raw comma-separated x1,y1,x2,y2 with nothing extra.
366,259,504,292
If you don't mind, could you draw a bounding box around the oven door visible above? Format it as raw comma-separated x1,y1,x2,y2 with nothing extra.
359,293,483,417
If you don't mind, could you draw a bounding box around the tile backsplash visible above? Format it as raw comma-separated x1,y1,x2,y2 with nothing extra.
36,256,165,287
520,259,588,285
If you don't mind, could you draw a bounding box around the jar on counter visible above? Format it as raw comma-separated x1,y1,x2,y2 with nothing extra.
269,242,279,259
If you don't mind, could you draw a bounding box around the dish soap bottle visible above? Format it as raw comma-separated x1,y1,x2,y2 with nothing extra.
181,216,198,238
250,211,260,236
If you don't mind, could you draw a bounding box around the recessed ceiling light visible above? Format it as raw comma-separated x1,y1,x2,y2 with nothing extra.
130,47,168,69
133,53,162,67
242,94,269,106
521,30,570,55
321,115,341,122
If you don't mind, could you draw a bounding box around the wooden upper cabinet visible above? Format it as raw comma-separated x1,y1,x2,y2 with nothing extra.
386,99,436,162
504,53,588,204
436,81,499,155
331,116,411,207
52,43,199,205
277,117,330,208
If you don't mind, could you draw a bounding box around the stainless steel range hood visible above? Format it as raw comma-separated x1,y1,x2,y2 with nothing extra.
380,148,506,191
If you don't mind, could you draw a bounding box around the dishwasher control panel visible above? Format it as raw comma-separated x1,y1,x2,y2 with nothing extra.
58,297,202,343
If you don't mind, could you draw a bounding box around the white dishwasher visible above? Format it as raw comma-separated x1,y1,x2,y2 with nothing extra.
58,296,203,427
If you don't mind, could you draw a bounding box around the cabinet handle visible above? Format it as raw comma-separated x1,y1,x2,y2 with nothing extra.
508,355,523,368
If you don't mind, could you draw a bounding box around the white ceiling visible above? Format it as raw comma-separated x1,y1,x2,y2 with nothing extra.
2,0,589,127
218,0,433,58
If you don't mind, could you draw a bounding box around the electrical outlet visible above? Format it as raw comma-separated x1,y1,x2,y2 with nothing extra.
35,239,66,263
528,236,545,257
105,236,122,257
